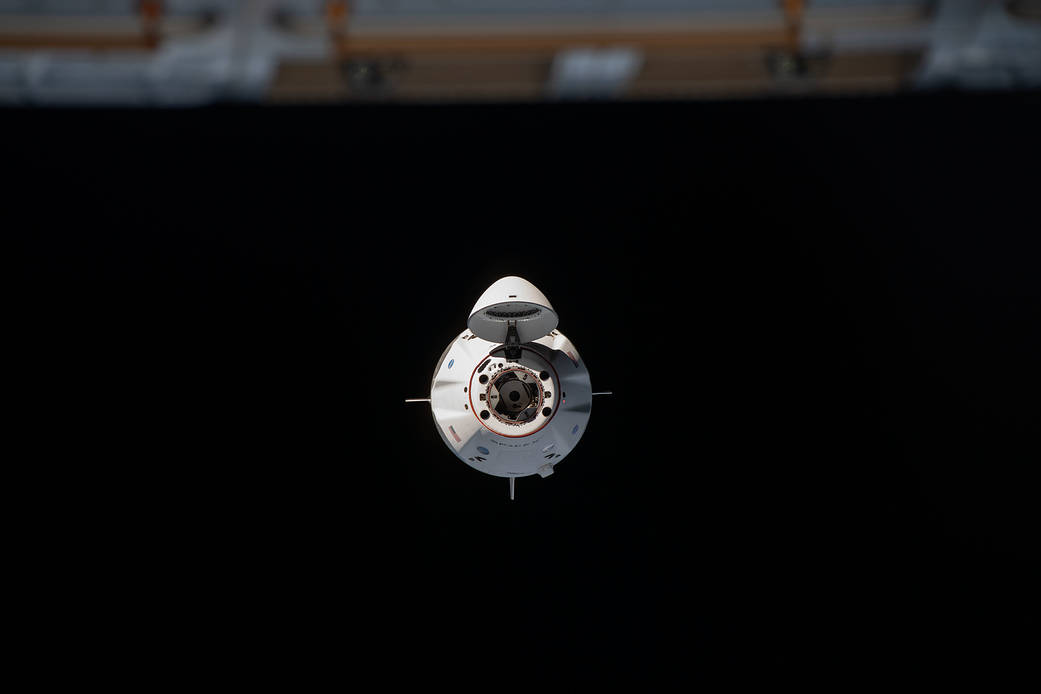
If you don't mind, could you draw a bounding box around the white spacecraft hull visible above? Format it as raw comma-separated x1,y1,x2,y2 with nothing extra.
430,329,592,480
412,276,597,498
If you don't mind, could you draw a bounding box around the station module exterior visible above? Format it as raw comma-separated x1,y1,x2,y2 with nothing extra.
421,277,593,499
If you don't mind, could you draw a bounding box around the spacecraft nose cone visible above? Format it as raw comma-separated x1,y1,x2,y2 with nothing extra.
468,276,559,343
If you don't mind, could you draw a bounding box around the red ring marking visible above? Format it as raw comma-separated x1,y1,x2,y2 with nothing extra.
467,345,561,438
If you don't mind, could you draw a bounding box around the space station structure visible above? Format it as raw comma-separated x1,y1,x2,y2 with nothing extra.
409,276,602,500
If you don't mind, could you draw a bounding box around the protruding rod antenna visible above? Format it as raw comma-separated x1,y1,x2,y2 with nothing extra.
404,398,431,403
509,477,515,501
592,392,613,396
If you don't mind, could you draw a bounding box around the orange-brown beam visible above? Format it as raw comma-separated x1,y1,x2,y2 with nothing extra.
335,29,796,58
781,0,805,51
0,2,164,51
0,34,156,50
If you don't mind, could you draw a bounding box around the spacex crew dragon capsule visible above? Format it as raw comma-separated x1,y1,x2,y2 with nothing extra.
407,276,606,500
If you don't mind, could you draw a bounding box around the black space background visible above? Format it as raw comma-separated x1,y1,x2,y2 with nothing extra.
4,93,1039,684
